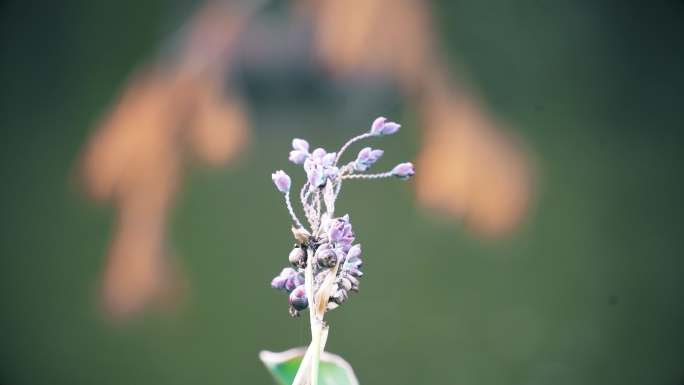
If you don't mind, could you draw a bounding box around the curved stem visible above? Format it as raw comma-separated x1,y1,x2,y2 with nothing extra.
303,247,321,385
310,320,322,385
285,192,305,229
335,133,372,165
342,171,393,180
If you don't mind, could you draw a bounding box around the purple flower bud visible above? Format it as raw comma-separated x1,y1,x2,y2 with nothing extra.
316,248,338,268
321,152,336,167
289,285,308,311
369,117,387,135
354,147,384,171
288,247,306,267
381,122,400,135
285,275,297,292
369,116,401,136
312,148,327,160
325,166,340,180
271,267,296,291
292,138,309,152
271,275,288,290
307,167,326,187
391,162,415,179
289,150,308,165
293,271,305,287
329,225,343,243
329,215,355,249
356,147,372,162
344,255,362,270
347,244,361,260
271,170,291,193
346,275,360,291
343,244,362,270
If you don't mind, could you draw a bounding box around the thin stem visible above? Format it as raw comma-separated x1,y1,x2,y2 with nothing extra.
300,182,310,207
285,192,304,229
292,326,329,385
303,247,321,385
313,190,321,233
335,133,373,165
310,320,322,385
342,171,393,180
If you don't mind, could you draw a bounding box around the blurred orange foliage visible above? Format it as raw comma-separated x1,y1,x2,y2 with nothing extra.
302,0,532,236
81,1,250,319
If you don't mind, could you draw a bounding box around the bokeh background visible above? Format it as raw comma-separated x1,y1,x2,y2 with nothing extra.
1,1,684,384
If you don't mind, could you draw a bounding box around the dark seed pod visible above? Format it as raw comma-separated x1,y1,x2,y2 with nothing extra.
288,247,306,268
339,277,352,291
316,248,337,268
289,285,308,311
332,289,348,304
285,275,297,292
346,275,359,287
293,271,305,287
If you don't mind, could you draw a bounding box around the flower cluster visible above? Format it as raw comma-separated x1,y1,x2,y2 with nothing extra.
270,117,414,317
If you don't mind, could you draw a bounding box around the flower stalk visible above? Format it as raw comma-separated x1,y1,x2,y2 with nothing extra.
270,117,415,385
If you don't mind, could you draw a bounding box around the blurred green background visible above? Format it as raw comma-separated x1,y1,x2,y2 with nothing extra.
1,1,684,384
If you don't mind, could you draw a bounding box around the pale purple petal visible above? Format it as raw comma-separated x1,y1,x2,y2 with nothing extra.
312,148,327,160
381,121,401,135
391,162,415,179
322,152,336,167
271,170,291,193
369,149,384,161
289,150,308,165
370,116,387,135
285,275,297,292
271,275,288,290
356,147,372,162
307,167,326,187
347,244,361,260
325,166,340,180
292,138,309,152
329,225,343,242
355,147,383,171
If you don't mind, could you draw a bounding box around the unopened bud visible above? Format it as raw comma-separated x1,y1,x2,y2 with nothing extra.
332,289,348,304
346,275,360,292
289,285,308,311
288,247,306,267
339,277,352,291
271,170,291,193
391,162,415,179
316,248,338,268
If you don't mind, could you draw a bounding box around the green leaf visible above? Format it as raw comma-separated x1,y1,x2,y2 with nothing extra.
259,347,359,385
